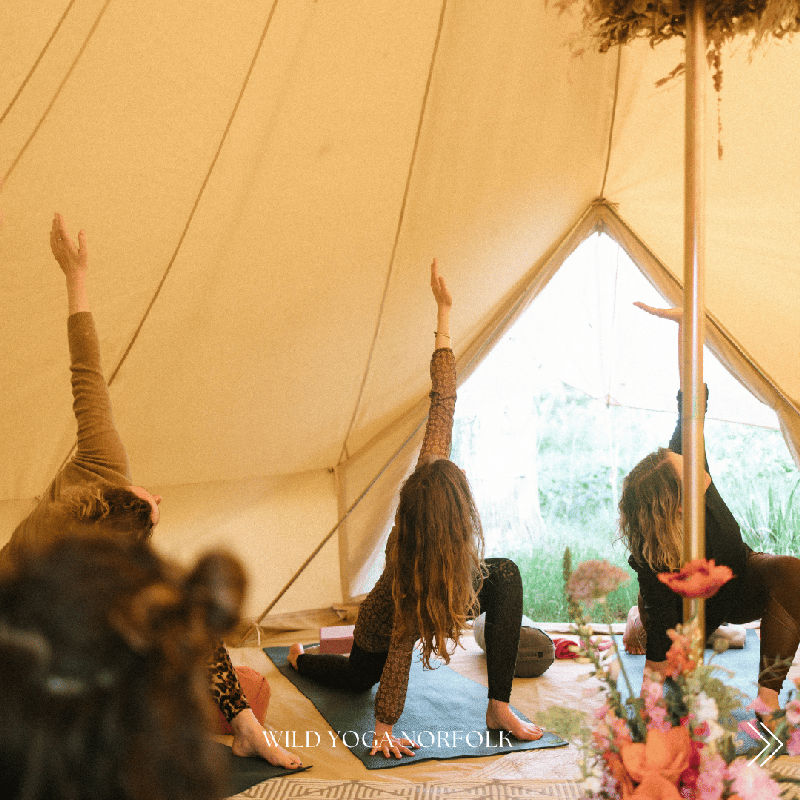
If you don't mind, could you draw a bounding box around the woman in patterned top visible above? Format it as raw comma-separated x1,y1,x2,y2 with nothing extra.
0,215,300,769
288,261,544,758
620,303,800,721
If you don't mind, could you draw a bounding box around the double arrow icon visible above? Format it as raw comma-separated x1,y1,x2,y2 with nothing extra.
746,720,784,767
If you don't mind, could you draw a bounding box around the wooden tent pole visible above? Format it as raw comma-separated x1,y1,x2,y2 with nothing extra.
682,0,707,639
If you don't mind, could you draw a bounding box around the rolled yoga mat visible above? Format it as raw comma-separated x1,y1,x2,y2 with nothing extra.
264,645,567,770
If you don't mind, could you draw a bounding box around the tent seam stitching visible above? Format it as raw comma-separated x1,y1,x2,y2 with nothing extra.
599,46,622,200
0,0,77,126
335,0,449,467
2,0,112,186
47,0,283,482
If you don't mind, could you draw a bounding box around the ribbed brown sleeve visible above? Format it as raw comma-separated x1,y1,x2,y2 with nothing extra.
61,312,130,487
1,313,132,566
352,347,457,724
416,348,456,467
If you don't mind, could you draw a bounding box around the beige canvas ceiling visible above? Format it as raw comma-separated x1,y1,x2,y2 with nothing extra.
2,1,799,619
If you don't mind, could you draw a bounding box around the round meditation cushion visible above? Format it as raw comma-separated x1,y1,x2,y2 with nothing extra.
471,612,555,677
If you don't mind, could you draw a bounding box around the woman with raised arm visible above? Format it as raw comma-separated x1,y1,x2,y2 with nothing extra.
620,303,800,721
288,260,543,759
0,214,300,769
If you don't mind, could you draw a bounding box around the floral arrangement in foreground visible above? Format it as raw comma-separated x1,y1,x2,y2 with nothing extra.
549,550,791,799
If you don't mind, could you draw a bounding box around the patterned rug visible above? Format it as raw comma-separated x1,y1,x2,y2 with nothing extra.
230,777,584,799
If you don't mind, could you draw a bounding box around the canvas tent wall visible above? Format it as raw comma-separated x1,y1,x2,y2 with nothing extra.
1,1,799,619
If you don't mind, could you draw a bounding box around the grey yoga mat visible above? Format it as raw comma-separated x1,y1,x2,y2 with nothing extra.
264,645,567,770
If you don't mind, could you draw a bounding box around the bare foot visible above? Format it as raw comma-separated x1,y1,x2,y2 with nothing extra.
288,643,304,670
230,709,302,769
486,699,543,741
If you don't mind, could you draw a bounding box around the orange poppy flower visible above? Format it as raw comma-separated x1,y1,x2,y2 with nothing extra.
657,558,733,599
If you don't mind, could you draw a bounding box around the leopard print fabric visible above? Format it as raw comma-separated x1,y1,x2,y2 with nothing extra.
208,643,249,723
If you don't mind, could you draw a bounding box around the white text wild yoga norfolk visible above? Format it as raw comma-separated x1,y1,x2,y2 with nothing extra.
262,729,514,749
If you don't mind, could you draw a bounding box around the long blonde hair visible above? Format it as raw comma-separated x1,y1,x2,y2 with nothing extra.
619,448,683,571
389,459,484,668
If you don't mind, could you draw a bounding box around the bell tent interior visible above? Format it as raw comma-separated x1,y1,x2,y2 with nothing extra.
2,0,799,630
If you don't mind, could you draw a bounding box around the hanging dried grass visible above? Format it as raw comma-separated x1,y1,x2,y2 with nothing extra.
557,0,800,156
560,0,800,82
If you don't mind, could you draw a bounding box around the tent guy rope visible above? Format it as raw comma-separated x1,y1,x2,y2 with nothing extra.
242,417,427,641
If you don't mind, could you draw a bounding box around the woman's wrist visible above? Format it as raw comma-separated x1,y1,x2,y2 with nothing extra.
435,307,451,348
66,276,90,314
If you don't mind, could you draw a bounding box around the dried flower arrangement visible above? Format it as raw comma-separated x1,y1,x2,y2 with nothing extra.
559,0,800,83
558,0,800,154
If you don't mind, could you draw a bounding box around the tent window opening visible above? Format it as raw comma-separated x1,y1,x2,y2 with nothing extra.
450,233,799,623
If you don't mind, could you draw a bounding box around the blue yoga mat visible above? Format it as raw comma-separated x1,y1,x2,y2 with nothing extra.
264,645,567,770
615,629,791,703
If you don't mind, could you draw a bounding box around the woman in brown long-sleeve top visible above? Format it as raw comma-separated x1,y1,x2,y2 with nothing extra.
288,260,544,759
1,214,300,769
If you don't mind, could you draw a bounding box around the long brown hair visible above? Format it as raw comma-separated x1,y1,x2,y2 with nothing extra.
389,459,484,668
619,447,683,571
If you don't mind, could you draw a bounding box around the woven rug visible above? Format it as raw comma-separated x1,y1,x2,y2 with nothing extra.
230,777,584,799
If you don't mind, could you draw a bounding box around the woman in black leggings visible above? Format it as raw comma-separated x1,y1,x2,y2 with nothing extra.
288,262,541,759
620,303,800,719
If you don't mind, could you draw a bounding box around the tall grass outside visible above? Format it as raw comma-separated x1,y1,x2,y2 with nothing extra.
452,384,799,622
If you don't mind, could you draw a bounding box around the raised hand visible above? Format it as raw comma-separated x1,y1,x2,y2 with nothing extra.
50,213,88,280
50,213,90,314
430,258,452,309
633,302,682,324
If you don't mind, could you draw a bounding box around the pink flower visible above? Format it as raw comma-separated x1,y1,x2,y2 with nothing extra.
726,758,782,799
786,698,800,726
567,559,629,602
647,704,671,732
737,717,759,738
787,728,800,756
747,696,774,717
695,752,725,800
657,559,733,599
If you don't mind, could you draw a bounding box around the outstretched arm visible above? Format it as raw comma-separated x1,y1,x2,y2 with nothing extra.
634,302,709,470
633,302,683,382
417,260,457,466
51,214,130,485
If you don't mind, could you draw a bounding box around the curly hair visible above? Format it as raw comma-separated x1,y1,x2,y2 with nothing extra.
619,447,683,572
61,485,154,541
389,459,485,669
0,533,245,800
